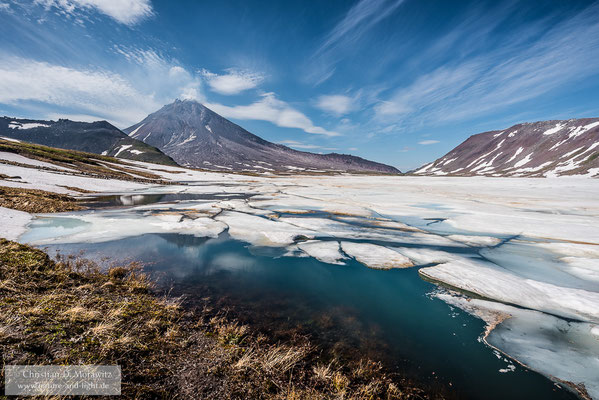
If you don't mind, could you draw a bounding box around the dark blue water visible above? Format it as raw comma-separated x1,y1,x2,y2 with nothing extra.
41,232,576,400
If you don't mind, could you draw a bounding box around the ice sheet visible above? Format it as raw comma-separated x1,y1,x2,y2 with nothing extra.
216,211,314,247
437,293,599,399
340,241,413,269
23,209,227,244
420,258,599,322
297,240,347,265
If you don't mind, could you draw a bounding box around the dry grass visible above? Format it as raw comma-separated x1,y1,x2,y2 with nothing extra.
0,239,441,399
0,239,182,398
0,185,85,213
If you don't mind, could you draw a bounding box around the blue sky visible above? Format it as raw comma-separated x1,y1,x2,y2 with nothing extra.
1,0,598,170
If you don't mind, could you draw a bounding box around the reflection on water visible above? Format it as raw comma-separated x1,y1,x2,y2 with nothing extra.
80,192,249,208
41,233,575,400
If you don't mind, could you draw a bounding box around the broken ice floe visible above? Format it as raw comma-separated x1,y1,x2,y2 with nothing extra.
297,240,347,265
420,257,599,323
340,241,413,269
436,293,599,399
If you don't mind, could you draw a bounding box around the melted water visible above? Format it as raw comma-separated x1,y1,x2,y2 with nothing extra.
37,232,576,400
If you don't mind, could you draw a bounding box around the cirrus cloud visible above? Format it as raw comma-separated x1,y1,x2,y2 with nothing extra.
34,0,153,25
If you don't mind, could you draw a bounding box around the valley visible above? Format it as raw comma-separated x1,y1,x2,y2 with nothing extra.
2,144,597,399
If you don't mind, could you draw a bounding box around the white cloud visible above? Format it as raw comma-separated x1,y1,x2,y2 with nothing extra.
201,68,263,95
279,140,318,149
278,140,337,151
0,56,158,127
35,0,153,25
0,53,204,127
418,140,439,145
315,94,355,116
44,112,106,123
206,93,340,137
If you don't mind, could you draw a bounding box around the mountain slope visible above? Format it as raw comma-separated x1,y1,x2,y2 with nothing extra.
0,117,177,166
124,100,400,174
414,118,599,177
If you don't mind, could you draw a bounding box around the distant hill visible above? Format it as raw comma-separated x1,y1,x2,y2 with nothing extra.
0,117,177,166
124,99,400,174
414,118,599,177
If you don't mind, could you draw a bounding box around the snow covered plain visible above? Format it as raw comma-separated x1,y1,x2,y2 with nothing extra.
2,158,599,398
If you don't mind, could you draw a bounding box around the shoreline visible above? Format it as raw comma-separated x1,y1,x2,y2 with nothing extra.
0,238,438,399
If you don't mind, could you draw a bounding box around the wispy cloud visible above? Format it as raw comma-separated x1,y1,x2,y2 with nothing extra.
34,0,153,25
316,0,405,55
315,94,356,116
206,93,340,137
374,2,599,127
308,0,405,84
201,68,264,95
418,140,439,145
278,140,337,151
113,46,204,102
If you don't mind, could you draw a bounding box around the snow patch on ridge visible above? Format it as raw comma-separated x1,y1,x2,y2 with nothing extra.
513,153,533,168
114,145,133,157
542,123,564,135
128,123,145,137
8,122,50,130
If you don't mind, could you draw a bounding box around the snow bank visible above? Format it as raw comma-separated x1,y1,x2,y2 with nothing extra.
1,151,76,171
0,163,148,194
0,207,32,241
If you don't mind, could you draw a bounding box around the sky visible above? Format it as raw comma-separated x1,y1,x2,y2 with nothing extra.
1,0,598,170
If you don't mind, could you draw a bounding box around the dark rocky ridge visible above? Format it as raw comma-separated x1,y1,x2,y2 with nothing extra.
415,118,599,177
124,100,400,174
0,117,177,166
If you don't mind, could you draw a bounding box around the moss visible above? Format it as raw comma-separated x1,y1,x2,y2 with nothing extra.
585,152,599,164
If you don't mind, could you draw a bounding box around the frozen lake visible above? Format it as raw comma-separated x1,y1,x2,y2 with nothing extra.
20,175,599,399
